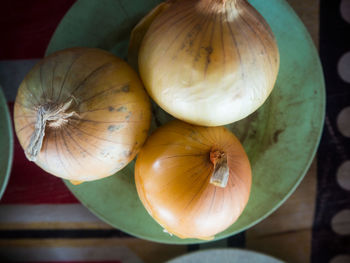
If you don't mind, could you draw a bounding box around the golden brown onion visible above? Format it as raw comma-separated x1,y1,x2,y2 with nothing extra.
14,47,151,183
135,120,252,240
133,0,279,126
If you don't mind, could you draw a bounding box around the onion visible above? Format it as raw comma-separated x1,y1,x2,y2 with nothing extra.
14,47,151,183
135,120,252,240
131,0,279,126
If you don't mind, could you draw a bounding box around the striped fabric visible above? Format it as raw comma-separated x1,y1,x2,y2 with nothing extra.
1,1,349,263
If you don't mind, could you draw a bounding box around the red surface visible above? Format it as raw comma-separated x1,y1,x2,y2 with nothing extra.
0,107,79,205
0,0,79,204
0,0,76,60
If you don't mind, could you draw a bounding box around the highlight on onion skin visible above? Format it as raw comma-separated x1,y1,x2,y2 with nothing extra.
135,120,252,240
134,0,279,126
14,47,152,183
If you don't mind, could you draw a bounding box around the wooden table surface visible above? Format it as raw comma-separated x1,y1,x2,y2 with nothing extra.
1,1,349,263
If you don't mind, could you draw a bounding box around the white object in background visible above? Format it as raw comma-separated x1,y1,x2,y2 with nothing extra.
166,248,284,263
337,52,350,84
340,0,350,24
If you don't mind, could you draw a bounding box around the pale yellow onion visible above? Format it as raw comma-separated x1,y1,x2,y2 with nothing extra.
134,0,279,126
135,120,252,240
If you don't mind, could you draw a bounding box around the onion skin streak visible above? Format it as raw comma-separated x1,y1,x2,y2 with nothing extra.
138,0,280,126
135,120,252,240
14,48,151,182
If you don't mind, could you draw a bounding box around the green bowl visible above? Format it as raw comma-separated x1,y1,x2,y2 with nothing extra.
46,0,325,244
0,87,14,200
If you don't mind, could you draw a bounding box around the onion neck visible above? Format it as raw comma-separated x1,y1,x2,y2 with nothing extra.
199,0,241,14
209,149,229,188
210,0,240,4
25,98,77,161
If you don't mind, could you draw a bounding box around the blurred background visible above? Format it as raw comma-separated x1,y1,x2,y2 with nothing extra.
0,0,349,262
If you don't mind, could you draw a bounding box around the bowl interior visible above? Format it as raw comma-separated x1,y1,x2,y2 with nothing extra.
46,0,325,244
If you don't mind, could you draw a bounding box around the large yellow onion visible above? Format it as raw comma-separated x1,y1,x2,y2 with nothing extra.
135,120,252,240
135,0,279,126
14,47,151,183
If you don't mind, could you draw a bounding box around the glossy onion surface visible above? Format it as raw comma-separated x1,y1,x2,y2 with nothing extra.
135,120,252,239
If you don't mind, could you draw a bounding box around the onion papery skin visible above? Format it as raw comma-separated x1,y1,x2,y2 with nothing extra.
14,47,151,182
135,120,252,240
138,0,279,126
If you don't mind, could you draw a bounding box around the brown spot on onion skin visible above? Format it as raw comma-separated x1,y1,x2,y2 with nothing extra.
125,113,132,120
204,46,214,74
121,84,130,92
108,106,115,112
205,46,213,55
117,106,127,112
108,125,116,131
108,124,124,132
123,150,132,157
